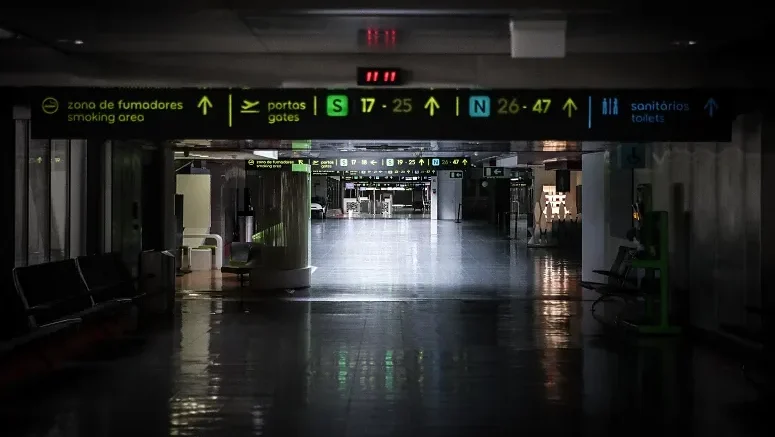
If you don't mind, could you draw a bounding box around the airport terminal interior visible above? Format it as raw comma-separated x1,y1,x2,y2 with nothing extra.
0,6,773,437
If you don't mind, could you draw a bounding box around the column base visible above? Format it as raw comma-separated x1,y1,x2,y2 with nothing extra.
249,266,312,290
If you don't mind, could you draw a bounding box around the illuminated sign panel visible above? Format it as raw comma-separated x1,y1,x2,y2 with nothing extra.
358,29,398,48
311,156,468,171
245,159,308,171
315,169,437,177
29,88,735,141
356,67,405,86
342,174,434,182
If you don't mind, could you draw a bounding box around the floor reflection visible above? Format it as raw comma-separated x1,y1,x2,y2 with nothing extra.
179,220,582,302
0,296,763,436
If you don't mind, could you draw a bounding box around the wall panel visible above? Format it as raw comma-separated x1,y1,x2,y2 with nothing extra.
688,143,719,331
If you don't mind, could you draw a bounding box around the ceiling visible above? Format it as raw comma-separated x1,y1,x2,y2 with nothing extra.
1,5,765,164
0,9,766,56
0,8,766,89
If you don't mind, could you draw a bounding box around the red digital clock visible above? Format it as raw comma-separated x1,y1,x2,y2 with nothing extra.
356,67,406,86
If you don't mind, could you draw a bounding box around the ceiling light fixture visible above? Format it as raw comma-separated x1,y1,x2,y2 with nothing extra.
671,40,697,47
57,38,84,45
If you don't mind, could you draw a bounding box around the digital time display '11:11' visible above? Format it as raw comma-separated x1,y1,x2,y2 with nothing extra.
356,67,406,86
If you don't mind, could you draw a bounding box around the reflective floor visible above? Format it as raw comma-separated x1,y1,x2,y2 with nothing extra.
1,298,762,437
178,220,580,300
327,209,432,219
7,221,761,436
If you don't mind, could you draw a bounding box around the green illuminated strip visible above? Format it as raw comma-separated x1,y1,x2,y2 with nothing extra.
252,222,284,244
292,163,310,173
292,140,312,150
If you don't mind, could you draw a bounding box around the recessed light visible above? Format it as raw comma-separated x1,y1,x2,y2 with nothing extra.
671,40,697,47
57,38,84,45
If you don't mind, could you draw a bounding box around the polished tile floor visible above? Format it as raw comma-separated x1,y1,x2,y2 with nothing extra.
178,219,580,300
1,299,763,437
3,220,763,436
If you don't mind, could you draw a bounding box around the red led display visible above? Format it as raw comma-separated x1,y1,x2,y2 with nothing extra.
356,67,405,86
365,28,397,47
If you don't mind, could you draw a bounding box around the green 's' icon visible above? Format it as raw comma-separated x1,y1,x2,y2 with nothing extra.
326,95,348,117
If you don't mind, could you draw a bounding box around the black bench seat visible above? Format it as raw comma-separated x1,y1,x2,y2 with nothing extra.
79,251,181,325
0,319,81,355
0,278,84,386
77,253,142,301
12,259,135,340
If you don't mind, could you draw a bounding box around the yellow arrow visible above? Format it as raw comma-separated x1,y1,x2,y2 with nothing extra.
197,96,213,115
562,98,577,118
424,97,440,116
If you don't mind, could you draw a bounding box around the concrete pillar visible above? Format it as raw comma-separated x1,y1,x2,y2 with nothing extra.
160,145,176,251
581,152,606,287
69,140,86,257
437,171,463,220
248,167,312,290
761,115,775,367
429,176,438,220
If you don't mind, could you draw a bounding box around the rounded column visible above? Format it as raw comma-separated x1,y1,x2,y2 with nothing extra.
248,165,311,290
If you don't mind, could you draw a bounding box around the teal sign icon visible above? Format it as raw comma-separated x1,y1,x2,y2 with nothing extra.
469,96,490,117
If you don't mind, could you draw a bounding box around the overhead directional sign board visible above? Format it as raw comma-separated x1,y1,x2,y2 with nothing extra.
311,156,468,171
28,88,735,141
245,159,309,171
343,175,434,182
315,169,437,176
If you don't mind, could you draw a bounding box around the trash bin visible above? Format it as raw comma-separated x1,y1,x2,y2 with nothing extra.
139,249,177,318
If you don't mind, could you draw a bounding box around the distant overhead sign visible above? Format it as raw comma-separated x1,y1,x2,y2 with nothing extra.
484,167,508,178
28,88,736,141
311,157,469,171
343,175,434,182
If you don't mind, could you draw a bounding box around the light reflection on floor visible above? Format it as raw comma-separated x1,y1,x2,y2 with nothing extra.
1,296,761,437
178,220,582,301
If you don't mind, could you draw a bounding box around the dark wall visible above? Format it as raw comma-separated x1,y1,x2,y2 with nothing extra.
1,100,14,288
111,141,144,271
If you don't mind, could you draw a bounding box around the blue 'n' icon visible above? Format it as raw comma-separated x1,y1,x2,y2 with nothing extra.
601,97,619,116
431,158,440,166
469,96,490,117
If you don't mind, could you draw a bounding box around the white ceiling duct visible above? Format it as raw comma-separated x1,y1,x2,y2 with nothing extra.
252,150,278,159
509,20,566,58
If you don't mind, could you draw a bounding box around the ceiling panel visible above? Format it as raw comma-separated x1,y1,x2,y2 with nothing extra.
1,10,766,55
